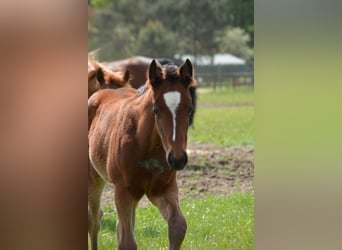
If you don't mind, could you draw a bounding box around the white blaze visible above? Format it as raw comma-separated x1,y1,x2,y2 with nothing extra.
163,91,181,142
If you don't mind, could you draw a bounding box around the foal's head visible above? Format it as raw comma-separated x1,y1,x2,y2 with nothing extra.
148,59,196,170
88,61,130,97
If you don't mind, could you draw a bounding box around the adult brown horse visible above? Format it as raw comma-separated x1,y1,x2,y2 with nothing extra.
104,56,197,126
88,60,130,98
88,59,196,250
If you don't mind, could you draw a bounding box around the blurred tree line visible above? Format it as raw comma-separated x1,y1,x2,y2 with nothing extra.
88,0,253,63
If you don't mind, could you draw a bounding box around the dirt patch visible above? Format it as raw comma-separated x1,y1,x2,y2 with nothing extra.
178,141,254,198
101,142,254,207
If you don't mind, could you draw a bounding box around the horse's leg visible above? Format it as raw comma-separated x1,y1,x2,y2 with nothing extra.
148,180,187,250
88,162,106,250
115,186,138,250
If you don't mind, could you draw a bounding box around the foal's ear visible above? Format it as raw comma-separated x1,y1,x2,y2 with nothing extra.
95,67,106,86
123,69,130,84
149,59,164,88
179,59,195,86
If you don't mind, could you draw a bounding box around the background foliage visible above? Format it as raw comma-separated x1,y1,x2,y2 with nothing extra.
88,0,254,62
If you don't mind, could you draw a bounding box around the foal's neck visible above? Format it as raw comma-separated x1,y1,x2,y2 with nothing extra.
135,89,162,154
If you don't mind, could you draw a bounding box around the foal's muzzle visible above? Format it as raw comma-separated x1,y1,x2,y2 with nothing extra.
167,151,188,170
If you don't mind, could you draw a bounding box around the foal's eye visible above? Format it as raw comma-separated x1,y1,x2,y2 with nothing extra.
153,105,160,115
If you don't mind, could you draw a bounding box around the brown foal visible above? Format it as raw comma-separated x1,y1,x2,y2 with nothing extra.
88,59,196,250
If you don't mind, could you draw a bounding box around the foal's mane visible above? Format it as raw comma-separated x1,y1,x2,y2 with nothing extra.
163,64,179,81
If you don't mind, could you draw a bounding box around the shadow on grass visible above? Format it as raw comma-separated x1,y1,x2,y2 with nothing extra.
101,216,117,233
100,215,162,238
140,226,162,238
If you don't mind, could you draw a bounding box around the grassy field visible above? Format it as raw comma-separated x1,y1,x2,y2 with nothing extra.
197,85,254,104
189,86,254,146
95,193,254,250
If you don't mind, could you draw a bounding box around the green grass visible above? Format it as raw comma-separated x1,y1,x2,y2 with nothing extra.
197,86,254,104
93,193,254,250
189,106,254,147
190,86,254,146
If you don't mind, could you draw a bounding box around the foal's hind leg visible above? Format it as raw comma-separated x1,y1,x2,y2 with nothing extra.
148,180,187,250
115,186,139,250
88,162,106,250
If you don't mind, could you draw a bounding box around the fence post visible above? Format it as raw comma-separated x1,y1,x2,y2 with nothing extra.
217,64,222,91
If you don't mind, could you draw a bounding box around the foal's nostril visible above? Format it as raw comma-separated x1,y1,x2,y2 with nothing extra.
167,153,174,166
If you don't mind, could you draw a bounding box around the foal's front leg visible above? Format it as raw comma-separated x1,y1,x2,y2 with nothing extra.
115,186,138,250
149,181,187,250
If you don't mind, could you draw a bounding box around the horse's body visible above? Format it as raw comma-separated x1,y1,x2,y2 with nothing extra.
88,59,196,250
88,60,130,98
104,56,197,126
104,56,152,89
87,60,130,249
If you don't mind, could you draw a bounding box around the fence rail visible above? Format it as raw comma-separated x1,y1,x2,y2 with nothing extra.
196,71,254,89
